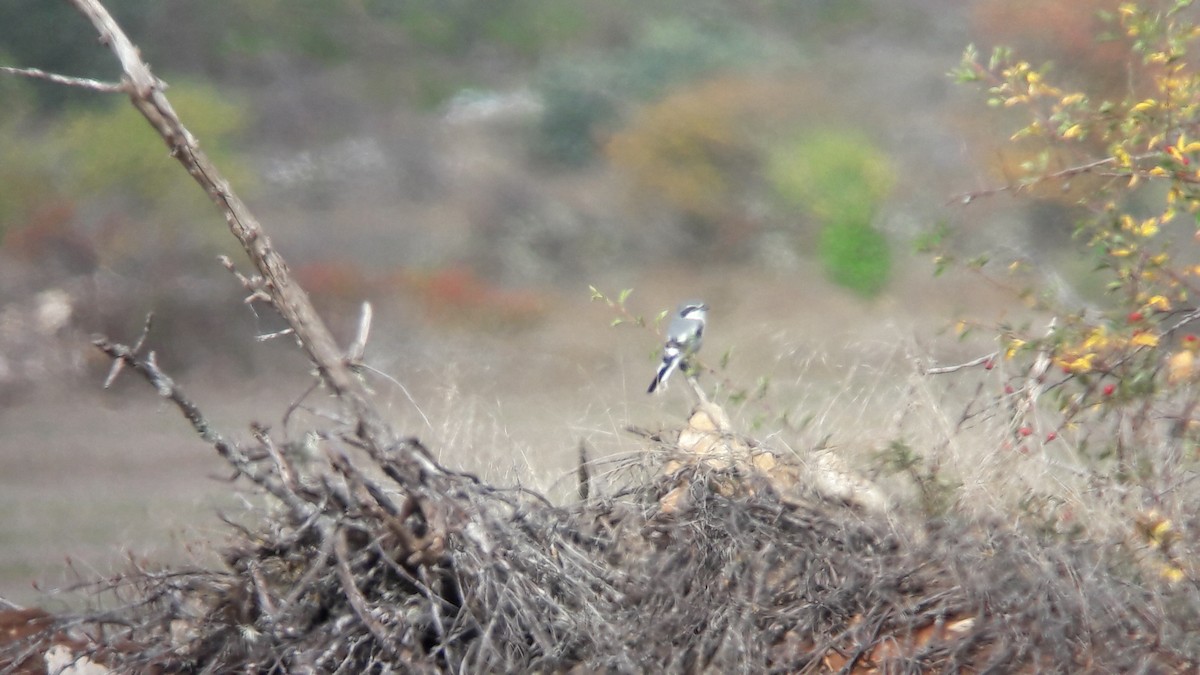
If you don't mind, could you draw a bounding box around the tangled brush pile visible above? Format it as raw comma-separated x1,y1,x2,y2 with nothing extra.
4,388,1200,673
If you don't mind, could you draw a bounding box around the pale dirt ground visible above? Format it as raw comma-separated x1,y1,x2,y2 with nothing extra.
0,259,1013,608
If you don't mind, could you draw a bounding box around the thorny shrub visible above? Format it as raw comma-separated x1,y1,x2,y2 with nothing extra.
946,0,1200,578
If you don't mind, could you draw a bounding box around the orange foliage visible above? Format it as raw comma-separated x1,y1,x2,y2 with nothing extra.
292,260,372,303
971,0,1132,96
388,265,546,328
293,262,545,328
605,75,807,224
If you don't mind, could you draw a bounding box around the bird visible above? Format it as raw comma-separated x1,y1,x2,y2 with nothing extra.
648,300,708,394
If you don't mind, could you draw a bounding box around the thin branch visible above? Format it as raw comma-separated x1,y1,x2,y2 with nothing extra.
102,312,154,388
63,0,409,469
92,334,317,522
924,352,999,375
949,152,1174,205
0,65,125,93
333,527,398,659
346,302,372,366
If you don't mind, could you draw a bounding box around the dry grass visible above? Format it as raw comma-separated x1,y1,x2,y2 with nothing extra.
4,326,1200,672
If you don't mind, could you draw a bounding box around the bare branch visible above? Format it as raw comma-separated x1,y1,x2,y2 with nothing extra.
92,333,317,522
0,65,125,93
949,152,1172,205
334,527,398,659
346,302,373,366
924,352,999,375
577,440,591,502
102,312,153,388
64,0,406,468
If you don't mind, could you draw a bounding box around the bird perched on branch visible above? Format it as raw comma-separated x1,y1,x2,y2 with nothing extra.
648,300,708,394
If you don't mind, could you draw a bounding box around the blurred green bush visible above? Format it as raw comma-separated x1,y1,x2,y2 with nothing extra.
767,130,895,296
0,80,251,270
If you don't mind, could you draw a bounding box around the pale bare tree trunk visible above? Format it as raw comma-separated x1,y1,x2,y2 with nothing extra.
57,0,443,481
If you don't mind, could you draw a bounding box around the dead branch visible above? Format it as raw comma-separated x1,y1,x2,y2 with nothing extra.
0,64,124,92
63,0,413,474
92,333,317,522
923,351,998,375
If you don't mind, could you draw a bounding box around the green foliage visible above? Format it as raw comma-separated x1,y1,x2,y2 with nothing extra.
767,130,895,296
617,18,767,101
0,1,140,108
768,130,895,223
819,221,892,297
589,285,647,328
0,80,252,264
533,63,617,166
949,1,1200,535
58,81,252,216
0,76,60,235
533,16,771,167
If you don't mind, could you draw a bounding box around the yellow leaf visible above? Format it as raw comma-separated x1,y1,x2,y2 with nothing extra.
1132,99,1157,113
1083,327,1109,351
1151,518,1172,542
1060,93,1085,106
1005,339,1026,360
1111,248,1133,257
1062,124,1083,140
1061,354,1096,373
1131,331,1159,348
1161,565,1185,584
1149,166,1168,177
1148,295,1171,310
1138,219,1160,237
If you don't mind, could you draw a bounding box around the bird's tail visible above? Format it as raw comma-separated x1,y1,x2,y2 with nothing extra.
648,355,680,394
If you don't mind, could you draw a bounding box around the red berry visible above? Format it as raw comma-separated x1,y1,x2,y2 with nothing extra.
1128,311,1144,323
1103,383,1116,396
1045,432,1057,442
984,359,995,370
1019,426,1033,437
1004,384,1015,394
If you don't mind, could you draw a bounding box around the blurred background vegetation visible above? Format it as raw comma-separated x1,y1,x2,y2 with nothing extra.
0,0,1165,605
0,0,1141,431
0,0,1055,312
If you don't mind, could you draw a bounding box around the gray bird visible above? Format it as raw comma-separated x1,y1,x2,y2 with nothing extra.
648,300,708,394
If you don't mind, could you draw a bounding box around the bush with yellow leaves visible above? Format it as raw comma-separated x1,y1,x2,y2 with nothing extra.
945,0,1200,567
